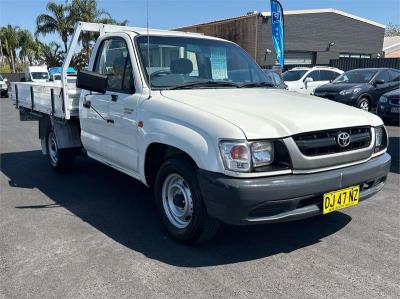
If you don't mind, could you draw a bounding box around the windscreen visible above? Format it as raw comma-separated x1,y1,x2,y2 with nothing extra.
136,35,267,89
282,70,307,81
263,71,277,86
31,72,49,80
333,70,377,84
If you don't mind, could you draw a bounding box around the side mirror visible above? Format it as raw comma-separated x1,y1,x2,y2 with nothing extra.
374,79,385,85
304,77,313,88
77,70,108,94
3,78,7,82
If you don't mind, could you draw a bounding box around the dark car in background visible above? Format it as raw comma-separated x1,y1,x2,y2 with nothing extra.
377,89,400,123
262,69,287,89
314,68,400,111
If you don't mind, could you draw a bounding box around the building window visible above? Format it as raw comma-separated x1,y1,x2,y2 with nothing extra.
339,53,371,59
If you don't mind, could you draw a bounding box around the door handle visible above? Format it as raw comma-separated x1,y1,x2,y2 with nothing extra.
106,119,114,124
111,94,118,102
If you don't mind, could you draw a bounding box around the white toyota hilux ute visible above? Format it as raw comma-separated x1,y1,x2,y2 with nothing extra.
11,22,391,244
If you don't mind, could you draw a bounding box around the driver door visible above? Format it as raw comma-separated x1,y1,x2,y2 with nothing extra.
94,36,141,173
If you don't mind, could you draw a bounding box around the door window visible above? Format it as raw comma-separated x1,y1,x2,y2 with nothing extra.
319,70,336,81
388,70,400,82
263,71,276,85
94,37,134,93
271,72,283,85
305,70,320,81
374,70,390,83
332,72,341,80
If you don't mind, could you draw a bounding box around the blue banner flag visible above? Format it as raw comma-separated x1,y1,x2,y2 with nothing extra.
270,0,285,66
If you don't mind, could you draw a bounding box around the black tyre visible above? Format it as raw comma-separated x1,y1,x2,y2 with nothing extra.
154,158,220,244
46,129,75,172
357,97,370,111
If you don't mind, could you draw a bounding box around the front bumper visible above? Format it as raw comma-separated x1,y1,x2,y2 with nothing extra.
197,153,391,225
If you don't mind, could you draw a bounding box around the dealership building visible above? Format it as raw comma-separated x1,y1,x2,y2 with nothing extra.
175,9,386,68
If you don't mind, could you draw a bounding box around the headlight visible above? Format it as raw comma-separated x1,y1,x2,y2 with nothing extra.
219,142,251,172
379,96,388,103
339,88,361,96
219,141,274,172
374,126,388,153
339,89,351,96
251,142,274,167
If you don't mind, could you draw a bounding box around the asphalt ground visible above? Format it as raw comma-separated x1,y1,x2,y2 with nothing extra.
1,97,399,298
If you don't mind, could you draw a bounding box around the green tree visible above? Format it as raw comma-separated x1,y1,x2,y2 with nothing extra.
0,25,20,72
70,0,128,65
39,41,65,67
18,30,36,64
36,1,75,52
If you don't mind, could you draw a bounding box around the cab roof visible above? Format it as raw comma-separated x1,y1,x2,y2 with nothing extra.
120,26,225,42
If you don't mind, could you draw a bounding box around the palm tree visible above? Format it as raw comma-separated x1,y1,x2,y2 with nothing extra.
70,0,127,64
24,38,44,66
0,25,20,72
39,41,65,67
18,30,35,64
36,1,75,52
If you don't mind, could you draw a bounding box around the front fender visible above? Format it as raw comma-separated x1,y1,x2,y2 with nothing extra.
138,118,223,180
136,93,247,181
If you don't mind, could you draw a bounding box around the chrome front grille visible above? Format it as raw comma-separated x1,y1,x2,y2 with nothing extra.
293,127,372,156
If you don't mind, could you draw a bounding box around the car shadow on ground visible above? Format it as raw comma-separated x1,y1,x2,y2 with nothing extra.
1,150,353,267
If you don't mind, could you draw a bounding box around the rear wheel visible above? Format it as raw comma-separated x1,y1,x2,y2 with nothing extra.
154,158,220,244
46,129,75,172
357,97,370,111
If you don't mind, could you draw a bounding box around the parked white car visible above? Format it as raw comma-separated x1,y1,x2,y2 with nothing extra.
283,66,343,94
0,74,8,97
24,65,49,83
10,22,390,244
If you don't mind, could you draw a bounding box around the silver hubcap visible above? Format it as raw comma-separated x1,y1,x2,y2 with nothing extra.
359,100,369,111
162,173,193,229
48,131,58,165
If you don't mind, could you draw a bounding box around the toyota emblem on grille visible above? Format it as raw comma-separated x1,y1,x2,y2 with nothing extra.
337,132,351,148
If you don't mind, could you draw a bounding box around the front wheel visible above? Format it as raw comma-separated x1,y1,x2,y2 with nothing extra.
46,129,75,172
154,158,220,244
357,97,370,111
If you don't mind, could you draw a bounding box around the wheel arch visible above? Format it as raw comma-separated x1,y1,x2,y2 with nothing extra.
357,93,372,104
143,142,199,188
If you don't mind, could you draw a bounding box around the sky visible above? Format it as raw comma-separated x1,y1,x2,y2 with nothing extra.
0,0,399,44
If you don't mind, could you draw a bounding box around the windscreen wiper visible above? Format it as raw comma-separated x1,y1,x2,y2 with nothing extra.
166,81,240,90
238,82,276,88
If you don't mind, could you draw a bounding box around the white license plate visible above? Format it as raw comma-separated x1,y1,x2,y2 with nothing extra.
391,107,400,113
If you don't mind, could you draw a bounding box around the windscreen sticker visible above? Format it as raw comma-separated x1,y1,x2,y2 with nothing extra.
210,47,228,80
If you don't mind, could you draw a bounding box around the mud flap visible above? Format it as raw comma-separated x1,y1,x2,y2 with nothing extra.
39,116,82,151
52,120,82,150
